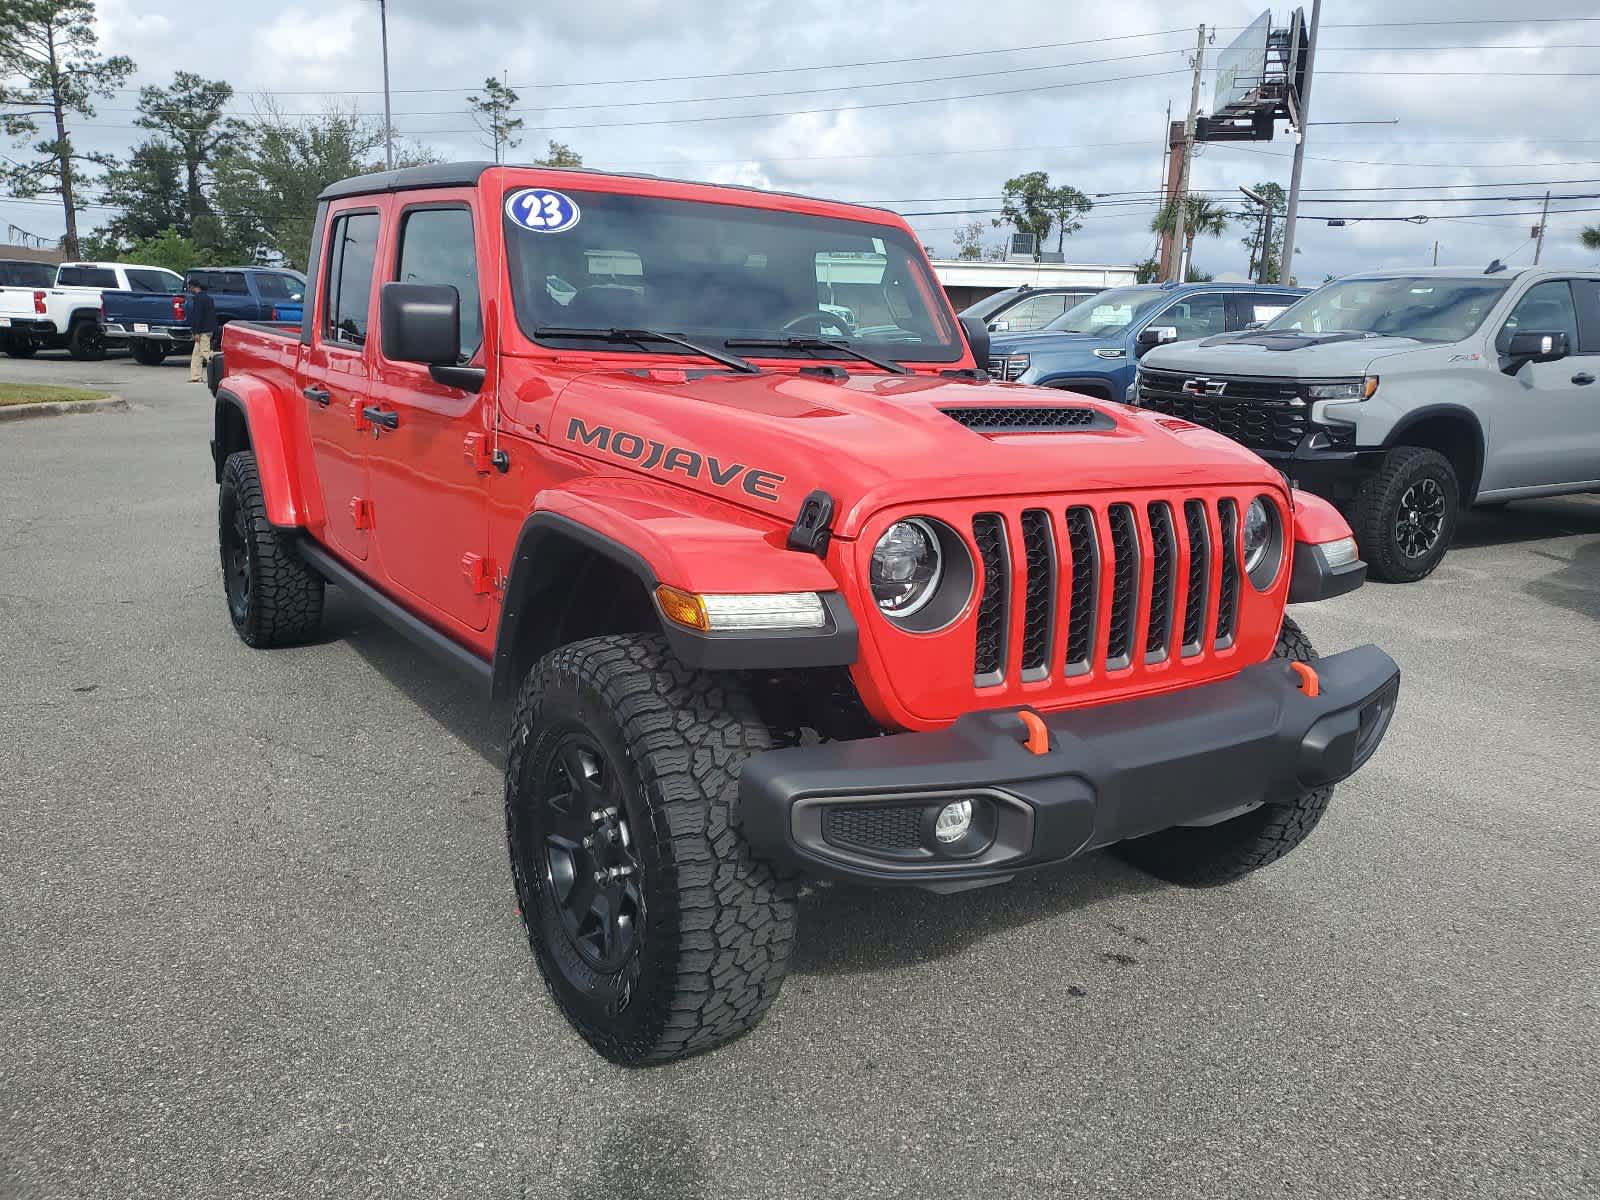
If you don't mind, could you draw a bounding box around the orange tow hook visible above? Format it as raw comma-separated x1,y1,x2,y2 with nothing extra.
1017,709,1050,756
1289,660,1320,698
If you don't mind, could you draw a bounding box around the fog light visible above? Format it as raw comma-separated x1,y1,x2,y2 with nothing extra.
934,800,974,844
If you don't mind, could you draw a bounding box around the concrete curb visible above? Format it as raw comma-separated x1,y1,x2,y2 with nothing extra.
0,395,127,423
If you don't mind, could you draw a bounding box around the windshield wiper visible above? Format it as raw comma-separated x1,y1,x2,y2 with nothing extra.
724,336,912,375
533,325,759,375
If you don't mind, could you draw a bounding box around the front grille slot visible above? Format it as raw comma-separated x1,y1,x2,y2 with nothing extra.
1105,505,1140,670
972,514,1010,685
1145,503,1176,661
825,805,924,854
1063,507,1099,675
1181,500,1211,656
1019,510,1056,679
1216,498,1240,648
1137,369,1310,453
959,495,1246,687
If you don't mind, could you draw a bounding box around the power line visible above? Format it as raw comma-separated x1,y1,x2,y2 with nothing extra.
100,48,1197,120
92,28,1197,97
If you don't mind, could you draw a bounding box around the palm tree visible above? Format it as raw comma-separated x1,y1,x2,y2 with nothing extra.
1152,196,1231,278
1583,225,1600,252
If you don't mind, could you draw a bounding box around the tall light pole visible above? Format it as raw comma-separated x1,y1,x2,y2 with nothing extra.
379,0,394,171
1240,185,1276,284
1279,0,1321,283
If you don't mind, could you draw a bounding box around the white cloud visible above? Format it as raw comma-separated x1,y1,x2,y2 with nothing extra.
17,0,1600,276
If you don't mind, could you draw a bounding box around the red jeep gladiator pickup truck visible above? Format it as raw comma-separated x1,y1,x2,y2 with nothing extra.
209,162,1400,1065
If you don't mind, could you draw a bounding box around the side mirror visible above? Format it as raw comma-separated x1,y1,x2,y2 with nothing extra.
379,281,485,392
960,314,991,371
1503,329,1569,370
988,319,1010,331
1135,324,1179,356
380,282,461,364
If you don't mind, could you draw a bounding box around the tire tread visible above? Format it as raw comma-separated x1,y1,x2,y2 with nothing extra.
507,634,796,1065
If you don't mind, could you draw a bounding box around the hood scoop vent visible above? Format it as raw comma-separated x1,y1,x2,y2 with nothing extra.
941,405,1114,434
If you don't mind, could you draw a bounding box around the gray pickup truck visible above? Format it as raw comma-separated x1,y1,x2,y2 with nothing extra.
1135,266,1600,581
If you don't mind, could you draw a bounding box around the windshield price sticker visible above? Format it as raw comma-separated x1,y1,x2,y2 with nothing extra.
506,188,581,233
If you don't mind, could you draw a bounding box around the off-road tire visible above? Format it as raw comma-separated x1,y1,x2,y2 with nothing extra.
3,336,35,359
66,318,106,362
130,340,167,365
1349,446,1458,583
218,450,324,647
505,634,797,1066
1114,616,1335,887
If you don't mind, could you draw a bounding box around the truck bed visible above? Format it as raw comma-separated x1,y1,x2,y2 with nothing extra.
101,290,188,341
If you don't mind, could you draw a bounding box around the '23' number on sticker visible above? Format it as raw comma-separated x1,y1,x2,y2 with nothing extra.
507,188,580,233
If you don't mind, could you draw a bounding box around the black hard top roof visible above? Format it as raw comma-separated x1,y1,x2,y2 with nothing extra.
316,160,895,216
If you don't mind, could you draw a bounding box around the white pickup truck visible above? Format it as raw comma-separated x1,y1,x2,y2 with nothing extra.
0,260,185,360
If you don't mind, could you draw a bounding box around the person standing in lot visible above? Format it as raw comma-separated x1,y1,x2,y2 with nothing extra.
186,280,219,383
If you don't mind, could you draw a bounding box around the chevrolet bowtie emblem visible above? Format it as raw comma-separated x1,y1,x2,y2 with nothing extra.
1182,377,1226,396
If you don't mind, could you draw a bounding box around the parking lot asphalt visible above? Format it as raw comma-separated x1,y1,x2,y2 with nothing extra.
1,352,1596,1200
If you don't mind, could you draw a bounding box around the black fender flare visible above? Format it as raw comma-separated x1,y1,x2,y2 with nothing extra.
1035,375,1117,400
1380,403,1486,501
490,512,858,707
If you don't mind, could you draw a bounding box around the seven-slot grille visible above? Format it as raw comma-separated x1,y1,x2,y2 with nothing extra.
968,498,1243,686
1137,367,1310,453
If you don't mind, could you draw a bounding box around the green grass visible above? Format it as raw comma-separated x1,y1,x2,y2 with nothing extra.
0,382,110,407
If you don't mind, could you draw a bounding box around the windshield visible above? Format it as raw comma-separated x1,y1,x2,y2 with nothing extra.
1267,276,1511,342
1043,285,1169,335
504,188,960,362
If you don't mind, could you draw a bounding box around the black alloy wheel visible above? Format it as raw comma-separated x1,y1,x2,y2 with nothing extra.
222,491,253,625
1394,477,1446,559
536,733,645,974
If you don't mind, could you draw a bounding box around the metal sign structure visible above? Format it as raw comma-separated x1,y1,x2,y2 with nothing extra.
1195,8,1309,143
1213,11,1272,115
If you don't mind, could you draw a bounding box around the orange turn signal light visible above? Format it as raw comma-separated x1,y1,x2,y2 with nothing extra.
655,584,709,631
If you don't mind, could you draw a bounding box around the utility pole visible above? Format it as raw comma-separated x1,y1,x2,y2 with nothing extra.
379,0,395,171
1173,24,1207,283
1279,0,1321,284
1533,190,1551,263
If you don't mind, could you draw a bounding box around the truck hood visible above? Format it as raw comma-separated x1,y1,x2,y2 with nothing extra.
987,329,1113,355
544,367,1281,537
1140,330,1435,378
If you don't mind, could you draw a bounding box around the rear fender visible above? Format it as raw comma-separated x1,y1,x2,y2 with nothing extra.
212,379,310,527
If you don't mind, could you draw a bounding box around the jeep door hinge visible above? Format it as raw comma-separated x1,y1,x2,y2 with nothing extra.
349,497,375,531
350,398,370,432
461,553,504,596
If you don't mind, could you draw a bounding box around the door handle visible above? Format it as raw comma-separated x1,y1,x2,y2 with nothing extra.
303,385,330,406
361,405,400,430
1573,372,1596,385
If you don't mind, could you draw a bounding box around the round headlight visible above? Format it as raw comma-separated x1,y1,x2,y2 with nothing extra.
1242,498,1273,573
871,519,943,617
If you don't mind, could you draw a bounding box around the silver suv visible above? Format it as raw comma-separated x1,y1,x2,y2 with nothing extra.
1135,266,1600,581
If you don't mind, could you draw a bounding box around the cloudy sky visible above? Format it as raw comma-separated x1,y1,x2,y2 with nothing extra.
7,0,1600,280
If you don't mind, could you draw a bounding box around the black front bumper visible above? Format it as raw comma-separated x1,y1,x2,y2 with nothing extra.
1260,442,1386,504
741,645,1400,888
